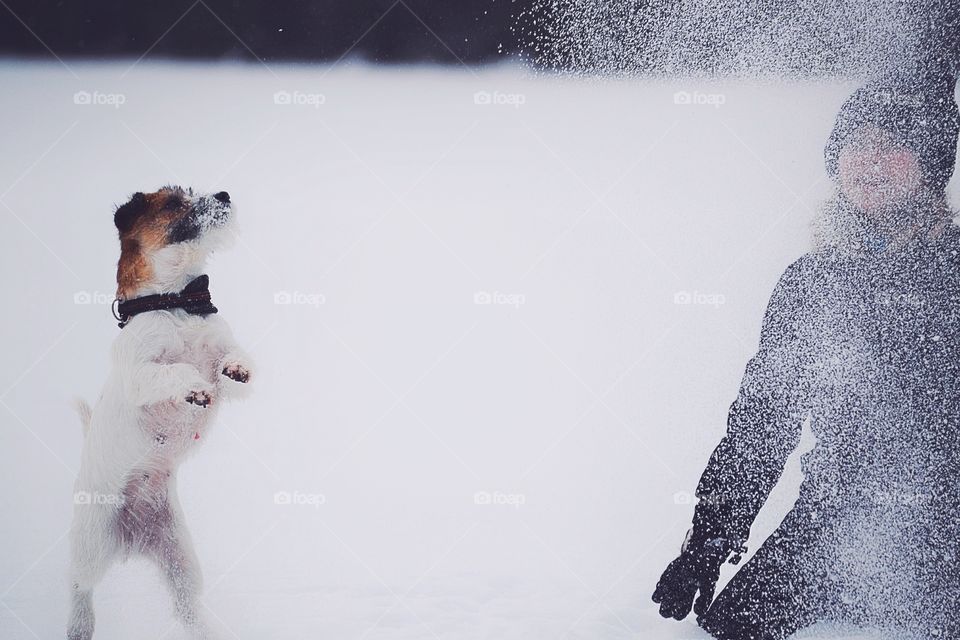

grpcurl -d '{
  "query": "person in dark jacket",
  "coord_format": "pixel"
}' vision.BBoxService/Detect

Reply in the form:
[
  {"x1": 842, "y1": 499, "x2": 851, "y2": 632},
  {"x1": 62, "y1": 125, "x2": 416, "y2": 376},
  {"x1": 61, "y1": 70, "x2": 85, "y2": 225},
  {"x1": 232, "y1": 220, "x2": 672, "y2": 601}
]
[{"x1": 653, "y1": 69, "x2": 960, "y2": 639}]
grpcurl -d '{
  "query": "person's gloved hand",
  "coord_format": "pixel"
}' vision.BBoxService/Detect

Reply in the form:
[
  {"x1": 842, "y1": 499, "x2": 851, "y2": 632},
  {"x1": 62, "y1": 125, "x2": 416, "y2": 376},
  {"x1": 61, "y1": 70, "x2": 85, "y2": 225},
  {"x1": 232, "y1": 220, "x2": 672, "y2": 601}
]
[{"x1": 651, "y1": 540, "x2": 729, "y2": 620}]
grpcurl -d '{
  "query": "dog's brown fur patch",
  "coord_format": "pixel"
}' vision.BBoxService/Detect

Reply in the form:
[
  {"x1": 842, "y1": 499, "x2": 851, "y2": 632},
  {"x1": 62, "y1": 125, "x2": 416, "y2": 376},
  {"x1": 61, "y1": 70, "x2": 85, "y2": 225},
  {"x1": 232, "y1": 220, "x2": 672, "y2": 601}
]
[{"x1": 115, "y1": 189, "x2": 191, "y2": 299}]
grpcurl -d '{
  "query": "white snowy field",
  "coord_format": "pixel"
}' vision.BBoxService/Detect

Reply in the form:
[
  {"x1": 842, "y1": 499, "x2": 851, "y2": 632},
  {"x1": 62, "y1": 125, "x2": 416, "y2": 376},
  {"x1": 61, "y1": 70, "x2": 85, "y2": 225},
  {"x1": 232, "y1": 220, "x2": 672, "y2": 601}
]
[{"x1": 0, "y1": 61, "x2": 900, "y2": 638}]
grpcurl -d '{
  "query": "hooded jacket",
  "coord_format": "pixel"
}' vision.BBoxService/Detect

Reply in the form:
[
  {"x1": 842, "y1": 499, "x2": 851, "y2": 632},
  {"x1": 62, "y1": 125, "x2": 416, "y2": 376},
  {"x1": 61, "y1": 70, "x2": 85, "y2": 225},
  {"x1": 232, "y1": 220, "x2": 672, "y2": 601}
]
[{"x1": 692, "y1": 194, "x2": 960, "y2": 634}]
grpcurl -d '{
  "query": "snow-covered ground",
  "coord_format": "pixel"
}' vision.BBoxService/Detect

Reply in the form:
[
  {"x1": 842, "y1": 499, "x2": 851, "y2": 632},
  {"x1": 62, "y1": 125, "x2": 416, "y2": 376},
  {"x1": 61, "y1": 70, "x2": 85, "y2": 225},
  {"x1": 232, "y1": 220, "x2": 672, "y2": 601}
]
[{"x1": 0, "y1": 61, "x2": 900, "y2": 638}]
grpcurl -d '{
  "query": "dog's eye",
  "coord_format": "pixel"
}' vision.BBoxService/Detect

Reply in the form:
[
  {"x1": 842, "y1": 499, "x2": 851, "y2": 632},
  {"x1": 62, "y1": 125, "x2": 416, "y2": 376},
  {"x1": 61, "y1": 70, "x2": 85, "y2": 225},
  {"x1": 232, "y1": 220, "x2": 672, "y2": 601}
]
[{"x1": 162, "y1": 198, "x2": 183, "y2": 211}]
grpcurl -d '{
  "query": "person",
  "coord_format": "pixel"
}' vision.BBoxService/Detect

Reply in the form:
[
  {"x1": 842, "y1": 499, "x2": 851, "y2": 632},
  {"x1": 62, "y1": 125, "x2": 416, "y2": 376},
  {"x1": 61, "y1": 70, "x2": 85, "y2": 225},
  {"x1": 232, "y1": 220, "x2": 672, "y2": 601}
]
[{"x1": 652, "y1": 69, "x2": 960, "y2": 639}]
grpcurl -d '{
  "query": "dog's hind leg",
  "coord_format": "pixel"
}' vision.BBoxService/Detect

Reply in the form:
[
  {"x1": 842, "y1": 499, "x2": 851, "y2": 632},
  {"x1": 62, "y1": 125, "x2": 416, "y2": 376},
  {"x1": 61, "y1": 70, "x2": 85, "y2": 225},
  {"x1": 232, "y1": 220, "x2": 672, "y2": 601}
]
[
  {"x1": 146, "y1": 493, "x2": 214, "y2": 639},
  {"x1": 67, "y1": 518, "x2": 117, "y2": 640},
  {"x1": 67, "y1": 583, "x2": 97, "y2": 640}
]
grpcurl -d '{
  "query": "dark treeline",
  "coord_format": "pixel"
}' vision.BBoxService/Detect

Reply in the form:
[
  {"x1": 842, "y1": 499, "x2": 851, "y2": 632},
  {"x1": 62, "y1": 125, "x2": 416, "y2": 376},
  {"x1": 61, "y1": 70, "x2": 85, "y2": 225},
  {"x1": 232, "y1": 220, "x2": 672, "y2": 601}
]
[
  {"x1": 1, "y1": 0, "x2": 958, "y2": 74},
  {"x1": 0, "y1": 0, "x2": 539, "y2": 64}
]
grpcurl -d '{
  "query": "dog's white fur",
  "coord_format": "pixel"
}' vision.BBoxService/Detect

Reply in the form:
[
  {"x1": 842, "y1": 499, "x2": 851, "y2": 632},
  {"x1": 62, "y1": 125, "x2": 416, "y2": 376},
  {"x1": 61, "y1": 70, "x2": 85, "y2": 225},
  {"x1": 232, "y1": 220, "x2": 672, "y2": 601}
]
[{"x1": 68, "y1": 191, "x2": 252, "y2": 640}]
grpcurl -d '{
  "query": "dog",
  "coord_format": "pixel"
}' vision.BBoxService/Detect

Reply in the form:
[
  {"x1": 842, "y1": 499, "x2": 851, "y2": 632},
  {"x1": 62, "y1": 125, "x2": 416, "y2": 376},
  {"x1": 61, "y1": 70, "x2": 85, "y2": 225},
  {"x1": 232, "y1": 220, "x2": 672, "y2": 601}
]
[{"x1": 68, "y1": 186, "x2": 253, "y2": 640}]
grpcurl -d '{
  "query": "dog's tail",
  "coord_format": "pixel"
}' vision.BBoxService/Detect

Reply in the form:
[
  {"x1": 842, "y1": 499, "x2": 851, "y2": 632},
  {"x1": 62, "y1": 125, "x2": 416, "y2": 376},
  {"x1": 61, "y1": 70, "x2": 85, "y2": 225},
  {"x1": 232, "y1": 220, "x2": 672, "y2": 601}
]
[{"x1": 74, "y1": 398, "x2": 92, "y2": 436}]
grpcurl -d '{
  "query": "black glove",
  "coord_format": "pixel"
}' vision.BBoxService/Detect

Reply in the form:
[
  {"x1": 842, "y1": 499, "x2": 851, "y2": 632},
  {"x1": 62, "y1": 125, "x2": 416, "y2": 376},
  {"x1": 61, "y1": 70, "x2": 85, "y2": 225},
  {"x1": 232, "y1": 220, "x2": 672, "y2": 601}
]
[{"x1": 651, "y1": 535, "x2": 730, "y2": 620}]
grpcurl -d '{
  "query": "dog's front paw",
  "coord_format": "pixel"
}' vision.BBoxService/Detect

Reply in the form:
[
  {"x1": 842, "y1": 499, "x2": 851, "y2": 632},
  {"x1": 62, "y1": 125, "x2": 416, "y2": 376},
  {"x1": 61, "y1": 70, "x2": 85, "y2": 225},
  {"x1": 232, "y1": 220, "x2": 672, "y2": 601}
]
[
  {"x1": 221, "y1": 362, "x2": 251, "y2": 384},
  {"x1": 185, "y1": 389, "x2": 213, "y2": 407}
]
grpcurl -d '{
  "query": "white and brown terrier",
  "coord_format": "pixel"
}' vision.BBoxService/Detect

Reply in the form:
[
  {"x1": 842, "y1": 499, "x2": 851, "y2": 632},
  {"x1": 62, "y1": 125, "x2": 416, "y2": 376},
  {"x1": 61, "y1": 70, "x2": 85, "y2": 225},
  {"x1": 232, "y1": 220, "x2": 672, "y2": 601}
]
[{"x1": 68, "y1": 186, "x2": 253, "y2": 640}]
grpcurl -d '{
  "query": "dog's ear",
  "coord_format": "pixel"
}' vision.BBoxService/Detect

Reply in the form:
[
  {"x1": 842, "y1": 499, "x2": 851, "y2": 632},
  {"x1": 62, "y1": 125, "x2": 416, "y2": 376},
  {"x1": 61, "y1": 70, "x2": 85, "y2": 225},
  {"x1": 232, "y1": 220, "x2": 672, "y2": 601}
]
[{"x1": 114, "y1": 192, "x2": 147, "y2": 234}]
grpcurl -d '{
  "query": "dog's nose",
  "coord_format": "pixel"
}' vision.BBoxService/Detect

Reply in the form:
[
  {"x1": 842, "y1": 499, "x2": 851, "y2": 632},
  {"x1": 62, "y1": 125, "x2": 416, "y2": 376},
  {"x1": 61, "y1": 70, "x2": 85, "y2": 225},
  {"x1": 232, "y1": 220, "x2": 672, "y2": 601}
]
[{"x1": 213, "y1": 191, "x2": 230, "y2": 204}]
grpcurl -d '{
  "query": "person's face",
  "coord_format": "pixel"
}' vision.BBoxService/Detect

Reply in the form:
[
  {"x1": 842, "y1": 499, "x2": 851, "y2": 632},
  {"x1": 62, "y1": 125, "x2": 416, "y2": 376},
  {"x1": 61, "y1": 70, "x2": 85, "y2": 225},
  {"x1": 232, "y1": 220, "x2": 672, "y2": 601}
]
[{"x1": 837, "y1": 126, "x2": 923, "y2": 217}]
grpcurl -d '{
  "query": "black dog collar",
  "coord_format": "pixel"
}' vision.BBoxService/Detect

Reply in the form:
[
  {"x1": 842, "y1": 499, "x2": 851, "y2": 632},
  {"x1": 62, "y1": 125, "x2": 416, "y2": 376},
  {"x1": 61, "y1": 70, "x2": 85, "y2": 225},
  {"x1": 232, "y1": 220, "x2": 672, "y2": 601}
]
[{"x1": 113, "y1": 275, "x2": 218, "y2": 329}]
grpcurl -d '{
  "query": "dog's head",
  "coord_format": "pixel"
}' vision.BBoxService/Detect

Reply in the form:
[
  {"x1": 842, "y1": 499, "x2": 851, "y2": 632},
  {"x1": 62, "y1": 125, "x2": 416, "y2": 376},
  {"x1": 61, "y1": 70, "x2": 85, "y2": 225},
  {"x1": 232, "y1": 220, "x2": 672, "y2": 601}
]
[{"x1": 114, "y1": 185, "x2": 235, "y2": 299}]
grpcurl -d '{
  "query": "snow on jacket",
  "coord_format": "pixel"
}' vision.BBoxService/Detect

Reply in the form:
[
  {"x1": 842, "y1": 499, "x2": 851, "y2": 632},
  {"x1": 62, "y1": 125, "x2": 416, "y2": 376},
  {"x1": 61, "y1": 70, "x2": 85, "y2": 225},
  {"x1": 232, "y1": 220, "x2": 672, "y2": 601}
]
[{"x1": 691, "y1": 193, "x2": 960, "y2": 630}]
